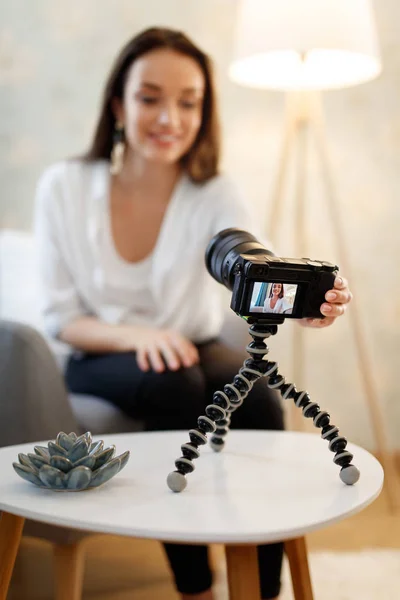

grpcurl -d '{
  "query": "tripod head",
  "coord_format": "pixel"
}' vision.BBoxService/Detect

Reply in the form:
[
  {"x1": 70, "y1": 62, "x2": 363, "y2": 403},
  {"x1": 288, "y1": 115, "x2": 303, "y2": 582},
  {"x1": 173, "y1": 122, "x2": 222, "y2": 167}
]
[{"x1": 245, "y1": 316, "x2": 284, "y2": 335}]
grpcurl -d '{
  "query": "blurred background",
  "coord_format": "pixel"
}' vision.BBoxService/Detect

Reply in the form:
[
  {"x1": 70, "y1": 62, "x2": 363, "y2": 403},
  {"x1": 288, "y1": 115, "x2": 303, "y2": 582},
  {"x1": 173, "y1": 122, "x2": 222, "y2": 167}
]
[{"x1": 0, "y1": 0, "x2": 399, "y2": 452}]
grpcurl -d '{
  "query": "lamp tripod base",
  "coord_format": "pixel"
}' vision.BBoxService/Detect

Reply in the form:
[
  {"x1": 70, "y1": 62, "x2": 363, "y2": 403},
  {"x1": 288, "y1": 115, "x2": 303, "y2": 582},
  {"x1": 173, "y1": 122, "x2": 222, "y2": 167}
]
[{"x1": 267, "y1": 90, "x2": 400, "y2": 511}]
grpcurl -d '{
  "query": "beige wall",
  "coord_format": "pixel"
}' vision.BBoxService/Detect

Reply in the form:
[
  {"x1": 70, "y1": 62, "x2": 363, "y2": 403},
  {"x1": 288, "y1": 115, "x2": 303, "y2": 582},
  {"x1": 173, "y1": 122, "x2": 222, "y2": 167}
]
[{"x1": 1, "y1": 0, "x2": 399, "y2": 450}]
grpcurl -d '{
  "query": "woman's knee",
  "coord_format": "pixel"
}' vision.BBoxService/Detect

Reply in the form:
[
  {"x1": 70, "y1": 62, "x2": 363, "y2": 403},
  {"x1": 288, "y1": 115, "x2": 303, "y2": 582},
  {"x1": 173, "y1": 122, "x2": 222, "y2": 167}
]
[
  {"x1": 141, "y1": 365, "x2": 207, "y2": 413},
  {"x1": 252, "y1": 381, "x2": 285, "y2": 430},
  {"x1": 231, "y1": 380, "x2": 285, "y2": 431}
]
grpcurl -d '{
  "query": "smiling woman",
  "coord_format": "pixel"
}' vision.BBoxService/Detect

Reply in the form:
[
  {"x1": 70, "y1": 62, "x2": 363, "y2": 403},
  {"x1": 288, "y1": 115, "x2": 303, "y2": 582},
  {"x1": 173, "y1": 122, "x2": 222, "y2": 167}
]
[
  {"x1": 83, "y1": 27, "x2": 219, "y2": 183},
  {"x1": 119, "y1": 51, "x2": 205, "y2": 164},
  {"x1": 33, "y1": 25, "x2": 351, "y2": 600},
  {"x1": 33, "y1": 27, "x2": 286, "y2": 600}
]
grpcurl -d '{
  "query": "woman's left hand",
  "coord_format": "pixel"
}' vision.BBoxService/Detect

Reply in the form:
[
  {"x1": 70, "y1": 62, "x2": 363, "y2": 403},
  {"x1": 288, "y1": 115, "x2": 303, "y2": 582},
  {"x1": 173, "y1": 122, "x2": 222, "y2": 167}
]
[{"x1": 301, "y1": 275, "x2": 352, "y2": 328}]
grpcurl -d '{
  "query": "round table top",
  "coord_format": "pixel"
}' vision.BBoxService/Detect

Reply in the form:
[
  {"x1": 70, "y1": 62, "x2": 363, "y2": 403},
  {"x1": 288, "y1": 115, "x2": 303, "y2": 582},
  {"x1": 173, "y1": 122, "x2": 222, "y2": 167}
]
[{"x1": 0, "y1": 430, "x2": 383, "y2": 544}]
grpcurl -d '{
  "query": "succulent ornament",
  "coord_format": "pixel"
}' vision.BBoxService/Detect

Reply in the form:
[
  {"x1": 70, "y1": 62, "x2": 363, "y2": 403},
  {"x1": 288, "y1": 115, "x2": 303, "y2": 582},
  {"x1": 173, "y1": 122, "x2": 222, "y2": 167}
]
[{"x1": 13, "y1": 432, "x2": 130, "y2": 491}]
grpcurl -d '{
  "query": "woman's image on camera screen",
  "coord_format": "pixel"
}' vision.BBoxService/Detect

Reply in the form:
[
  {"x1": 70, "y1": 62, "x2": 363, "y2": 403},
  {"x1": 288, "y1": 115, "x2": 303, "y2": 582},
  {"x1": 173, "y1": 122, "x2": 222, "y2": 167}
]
[{"x1": 250, "y1": 282, "x2": 298, "y2": 314}]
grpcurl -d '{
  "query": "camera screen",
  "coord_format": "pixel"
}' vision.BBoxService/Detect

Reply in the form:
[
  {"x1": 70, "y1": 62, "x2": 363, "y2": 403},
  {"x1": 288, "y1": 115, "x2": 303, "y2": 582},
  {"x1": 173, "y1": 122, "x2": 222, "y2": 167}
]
[{"x1": 249, "y1": 282, "x2": 298, "y2": 315}]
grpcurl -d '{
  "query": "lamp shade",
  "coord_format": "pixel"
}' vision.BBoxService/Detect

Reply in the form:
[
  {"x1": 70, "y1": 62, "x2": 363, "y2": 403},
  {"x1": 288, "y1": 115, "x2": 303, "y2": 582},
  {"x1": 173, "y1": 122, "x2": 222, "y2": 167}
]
[{"x1": 229, "y1": 0, "x2": 382, "y2": 90}]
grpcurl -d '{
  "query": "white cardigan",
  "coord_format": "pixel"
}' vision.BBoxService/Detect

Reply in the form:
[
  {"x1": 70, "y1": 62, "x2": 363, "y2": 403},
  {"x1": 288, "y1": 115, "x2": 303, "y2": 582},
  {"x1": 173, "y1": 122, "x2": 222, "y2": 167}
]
[{"x1": 34, "y1": 159, "x2": 263, "y2": 343}]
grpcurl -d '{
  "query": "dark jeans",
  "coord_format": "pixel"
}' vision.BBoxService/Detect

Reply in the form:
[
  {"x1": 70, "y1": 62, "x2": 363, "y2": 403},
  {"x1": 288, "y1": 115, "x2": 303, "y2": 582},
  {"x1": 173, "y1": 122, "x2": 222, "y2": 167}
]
[{"x1": 66, "y1": 339, "x2": 284, "y2": 599}]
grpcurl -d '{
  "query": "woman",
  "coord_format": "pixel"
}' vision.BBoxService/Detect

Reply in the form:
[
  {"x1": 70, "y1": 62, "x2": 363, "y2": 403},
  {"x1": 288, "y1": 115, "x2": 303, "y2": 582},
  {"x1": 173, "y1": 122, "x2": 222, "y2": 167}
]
[
  {"x1": 263, "y1": 283, "x2": 287, "y2": 314},
  {"x1": 35, "y1": 27, "x2": 352, "y2": 600}
]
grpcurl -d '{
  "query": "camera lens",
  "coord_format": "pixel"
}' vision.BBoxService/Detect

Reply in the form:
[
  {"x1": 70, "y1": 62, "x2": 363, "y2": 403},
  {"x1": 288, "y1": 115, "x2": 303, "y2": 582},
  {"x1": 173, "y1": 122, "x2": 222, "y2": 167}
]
[{"x1": 205, "y1": 228, "x2": 273, "y2": 290}]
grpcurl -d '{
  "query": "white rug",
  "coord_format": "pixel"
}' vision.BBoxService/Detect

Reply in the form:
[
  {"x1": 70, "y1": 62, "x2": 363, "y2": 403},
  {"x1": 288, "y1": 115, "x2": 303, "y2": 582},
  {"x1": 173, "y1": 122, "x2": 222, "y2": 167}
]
[{"x1": 214, "y1": 549, "x2": 400, "y2": 599}]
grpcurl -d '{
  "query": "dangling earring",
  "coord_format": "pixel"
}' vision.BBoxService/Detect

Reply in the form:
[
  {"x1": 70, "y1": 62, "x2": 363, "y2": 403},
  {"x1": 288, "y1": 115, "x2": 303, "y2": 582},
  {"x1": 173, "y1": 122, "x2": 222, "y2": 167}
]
[{"x1": 110, "y1": 121, "x2": 125, "y2": 175}]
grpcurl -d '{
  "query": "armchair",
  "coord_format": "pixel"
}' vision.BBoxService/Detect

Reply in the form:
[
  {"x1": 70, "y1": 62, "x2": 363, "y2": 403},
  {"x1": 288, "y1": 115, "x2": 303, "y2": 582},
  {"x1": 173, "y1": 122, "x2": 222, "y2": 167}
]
[{"x1": 0, "y1": 319, "x2": 143, "y2": 599}]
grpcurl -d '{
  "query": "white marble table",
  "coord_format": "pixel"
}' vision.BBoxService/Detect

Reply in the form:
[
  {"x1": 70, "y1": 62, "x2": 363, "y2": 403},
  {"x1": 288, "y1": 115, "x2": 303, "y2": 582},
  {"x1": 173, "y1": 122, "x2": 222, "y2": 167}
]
[{"x1": 0, "y1": 430, "x2": 384, "y2": 599}]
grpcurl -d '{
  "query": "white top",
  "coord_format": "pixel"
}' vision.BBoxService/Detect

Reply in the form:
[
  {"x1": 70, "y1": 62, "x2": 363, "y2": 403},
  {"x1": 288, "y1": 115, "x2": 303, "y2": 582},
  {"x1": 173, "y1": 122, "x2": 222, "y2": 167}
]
[
  {"x1": 263, "y1": 297, "x2": 288, "y2": 314},
  {"x1": 1, "y1": 431, "x2": 383, "y2": 544},
  {"x1": 104, "y1": 251, "x2": 157, "y2": 322},
  {"x1": 34, "y1": 160, "x2": 262, "y2": 343}
]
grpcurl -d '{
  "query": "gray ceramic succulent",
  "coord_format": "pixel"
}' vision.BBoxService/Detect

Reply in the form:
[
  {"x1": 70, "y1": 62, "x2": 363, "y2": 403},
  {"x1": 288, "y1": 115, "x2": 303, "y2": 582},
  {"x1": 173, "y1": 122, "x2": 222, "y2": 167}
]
[{"x1": 13, "y1": 432, "x2": 130, "y2": 491}]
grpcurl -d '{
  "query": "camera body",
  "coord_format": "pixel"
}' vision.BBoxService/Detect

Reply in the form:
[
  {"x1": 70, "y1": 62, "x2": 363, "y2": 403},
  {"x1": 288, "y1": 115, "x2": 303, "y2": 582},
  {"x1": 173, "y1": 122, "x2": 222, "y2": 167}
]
[
  {"x1": 230, "y1": 253, "x2": 338, "y2": 322},
  {"x1": 205, "y1": 227, "x2": 338, "y2": 323}
]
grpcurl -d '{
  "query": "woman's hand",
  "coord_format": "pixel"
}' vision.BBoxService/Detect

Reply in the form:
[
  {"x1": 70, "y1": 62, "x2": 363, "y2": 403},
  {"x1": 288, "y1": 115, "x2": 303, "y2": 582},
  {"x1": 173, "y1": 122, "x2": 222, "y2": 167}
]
[
  {"x1": 301, "y1": 275, "x2": 353, "y2": 329},
  {"x1": 134, "y1": 327, "x2": 200, "y2": 373}
]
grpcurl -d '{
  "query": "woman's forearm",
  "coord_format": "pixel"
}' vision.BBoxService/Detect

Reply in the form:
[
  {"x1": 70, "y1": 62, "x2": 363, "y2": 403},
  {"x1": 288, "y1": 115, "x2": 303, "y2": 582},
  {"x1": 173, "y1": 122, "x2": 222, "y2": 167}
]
[{"x1": 59, "y1": 316, "x2": 141, "y2": 353}]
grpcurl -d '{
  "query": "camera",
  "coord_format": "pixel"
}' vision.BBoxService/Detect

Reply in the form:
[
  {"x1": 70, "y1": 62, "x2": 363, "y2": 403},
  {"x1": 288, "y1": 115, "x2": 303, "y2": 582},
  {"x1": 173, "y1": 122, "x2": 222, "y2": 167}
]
[{"x1": 206, "y1": 228, "x2": 338, "y2": 322}]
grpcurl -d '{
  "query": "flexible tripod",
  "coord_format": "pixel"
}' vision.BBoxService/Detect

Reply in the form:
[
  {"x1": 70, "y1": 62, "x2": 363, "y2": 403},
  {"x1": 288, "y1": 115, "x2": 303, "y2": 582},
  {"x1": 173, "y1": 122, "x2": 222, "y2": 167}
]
[{"x1": 167, "y1": 319, "x2": 360, "y2": 492}]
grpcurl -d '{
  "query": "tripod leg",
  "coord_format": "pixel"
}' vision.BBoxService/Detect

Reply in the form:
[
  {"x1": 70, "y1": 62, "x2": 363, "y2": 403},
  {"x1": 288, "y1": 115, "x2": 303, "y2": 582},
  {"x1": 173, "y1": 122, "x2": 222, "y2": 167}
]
[
  {"x1": 166, "y1": 362, "x2": 261, "y2": 492},
  {"x1": 268, "y1": 96, "x2": 296, "y2": 246},
  {"x1": 166, "y1": 327, "x2": 280, "y2": 492},
  {"x1": 269, "y1": 92, "x2": 314, "y2": 433},
  {"x1": 291, "y1": 118, "x2": 309, "y2": 432},
  {"x1": 249, "y1": 324, "x2": 360, "y2": 485}
]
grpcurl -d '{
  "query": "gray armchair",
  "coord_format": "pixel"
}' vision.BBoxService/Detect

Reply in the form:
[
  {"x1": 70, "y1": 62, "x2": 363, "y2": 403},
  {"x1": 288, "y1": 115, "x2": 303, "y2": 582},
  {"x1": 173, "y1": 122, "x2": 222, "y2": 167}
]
[{"x1": 0, "y1": 319, "x2": 143, "y2": 599}]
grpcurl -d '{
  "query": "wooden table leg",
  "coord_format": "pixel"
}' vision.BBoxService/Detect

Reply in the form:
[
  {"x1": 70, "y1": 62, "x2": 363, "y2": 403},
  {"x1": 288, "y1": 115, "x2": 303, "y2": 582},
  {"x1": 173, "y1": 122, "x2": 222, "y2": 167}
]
[
  {"x1": 53, "y1": 542, "x2": 86, "y2": 600},
  {"x1": 285, "y1": 537, "x2": 314, "y2": 600},
  {"x1": 225, "y1": 544, "x2": 261, "y2": 600},
  {"x1": 0, "y1": 512, "x2": 25, "y2": 600}
]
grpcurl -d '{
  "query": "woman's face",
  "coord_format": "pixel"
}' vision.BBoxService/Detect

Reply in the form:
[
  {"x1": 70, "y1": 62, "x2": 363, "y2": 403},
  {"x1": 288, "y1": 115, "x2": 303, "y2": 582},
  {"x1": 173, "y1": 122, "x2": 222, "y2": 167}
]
[
  {"x1": 272, "y1": 283, "x2": 282, "y2": 296},
  {"x1": 115, "y1": 48, "x2": 205, "y2": 166}
]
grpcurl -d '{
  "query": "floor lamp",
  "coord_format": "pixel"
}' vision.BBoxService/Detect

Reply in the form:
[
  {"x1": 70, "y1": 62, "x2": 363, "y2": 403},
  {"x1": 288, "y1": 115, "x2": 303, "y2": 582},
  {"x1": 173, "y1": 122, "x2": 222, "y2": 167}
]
[{"x1": 229, "y1": 0, "x2": 400, "y2": 511}]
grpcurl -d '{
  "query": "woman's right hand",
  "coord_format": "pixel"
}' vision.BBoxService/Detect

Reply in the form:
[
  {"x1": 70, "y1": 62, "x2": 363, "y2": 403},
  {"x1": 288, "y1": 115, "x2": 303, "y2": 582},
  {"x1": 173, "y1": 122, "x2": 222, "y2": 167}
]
[{"x1": 133, "y1": 327, "x2": 200, "y2": 373}]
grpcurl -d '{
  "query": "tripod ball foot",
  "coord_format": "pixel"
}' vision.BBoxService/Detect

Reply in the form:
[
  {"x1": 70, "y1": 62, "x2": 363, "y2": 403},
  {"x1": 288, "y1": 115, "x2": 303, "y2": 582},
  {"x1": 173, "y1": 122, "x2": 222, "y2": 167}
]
[
  {"x1": 340, "y1": 465, "x2": 360, "y2": 485},
  {"x1": 209, "y1": 438, "x2": 224, "y2": 452},
  {"x1": 167, "y1": 471, "x2": 187, "y2": 492}
]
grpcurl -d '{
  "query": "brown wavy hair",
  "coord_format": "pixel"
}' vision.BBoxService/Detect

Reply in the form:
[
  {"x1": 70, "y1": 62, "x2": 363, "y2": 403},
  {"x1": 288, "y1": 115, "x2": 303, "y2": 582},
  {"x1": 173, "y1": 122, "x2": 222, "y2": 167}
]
[
  {"x1": 82, "y1": 27, "x2": 220, "y2": 183},
  {"x1": 269, "y1": 283, "x2": 284, "y2": 299}
]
